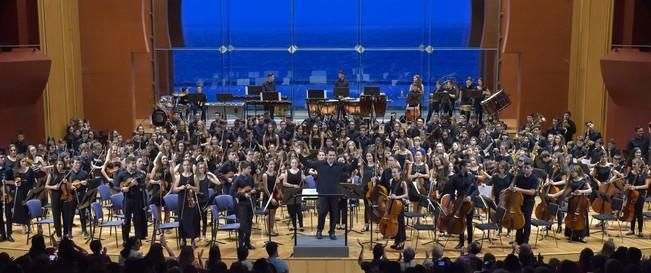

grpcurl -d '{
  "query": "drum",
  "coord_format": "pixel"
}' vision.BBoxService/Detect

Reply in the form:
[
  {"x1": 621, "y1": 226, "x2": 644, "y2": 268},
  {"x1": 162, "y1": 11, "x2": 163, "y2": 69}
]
[
  {"x1": 373, "y1": 95, "x2": 387, "y2": 118},
  {"x1": 406, "y1": 105, "x2": 420, "y2": 122},
  {"x1": 360, "y1": 95, "x2": 373, "y2": 117},
  {"x1": 345, "y1": 100, "x2": 361, "y2": 115},
  {"x1": 151, "y1": 108, "x2": 168, "y2": 127},
  {"x1": 307, "y1": 99, "x2": 322, "y2": 115},
  {"x1": 481, "y1": 90, "x2": 511, "y2": 115},
  {"x1": 320, "y1": 101, "x2": 337, "y2": 116}
]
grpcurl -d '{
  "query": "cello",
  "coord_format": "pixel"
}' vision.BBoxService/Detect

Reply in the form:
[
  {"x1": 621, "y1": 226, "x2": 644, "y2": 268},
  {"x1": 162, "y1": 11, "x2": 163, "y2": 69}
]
[
  {"x1": 620, "y1": 172, "x2": 641, "y2": 222},
  {"x1": 500, "y1": 167, "x2": 525, "y2": 230},
  {"x1": 534, "y1": 178, "x2": 559, "y2": 221},
  {"x1": 438, "y1": 185, "x2": 474, "y2": 235},
  {"x1": 564, "y1": 180, "x2": 589, "y2": 233},
  {"x1": 378, "y1": 180, "x2": 404, "y2": 238}
]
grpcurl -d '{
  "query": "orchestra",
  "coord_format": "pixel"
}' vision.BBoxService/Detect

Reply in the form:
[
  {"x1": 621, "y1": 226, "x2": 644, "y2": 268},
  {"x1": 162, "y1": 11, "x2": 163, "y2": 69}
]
[{"x1": 1, "y1": 74, "x2": 650, "y2": 256}]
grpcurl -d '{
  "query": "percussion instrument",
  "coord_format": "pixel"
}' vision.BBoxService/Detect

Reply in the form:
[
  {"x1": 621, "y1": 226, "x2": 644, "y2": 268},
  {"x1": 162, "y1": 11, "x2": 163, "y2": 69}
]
[
  {"x1": 481, "y1": 89, "x2": 511, "y2": 115},
  {"x1": 405, "y1": 105, "x2": 420, "y2": 122},
  {"x1": 374, "y1": 94, "x2": 387, "y2": 117},
  {"x1": 460, "y1": 104, "x2": 473, "y2": 112},
  {"x1": 360, "y1": 95, "x2": 373, "y2": 117},
  {"x1": 320, "y1": 100, "x2": 337, "y2": 116},
  {"x1": 344, "y1": 100, "x2": 361, "y2": 115},
  {"x1": 307, "y1": 99, "x2": 323, "y2": 115},
  {"x1": 152, "y1": 108, "x2": 168, "y2": 127}
]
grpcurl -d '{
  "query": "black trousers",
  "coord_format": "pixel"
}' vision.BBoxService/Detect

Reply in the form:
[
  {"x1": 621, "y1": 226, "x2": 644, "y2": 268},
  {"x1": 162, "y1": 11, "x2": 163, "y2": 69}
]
[
  {"x1": 440, "y1": 102, "x2": 453, "y2": 117},
  {"x1": 516, "y1": 203, "x2": 534, "y2": 245},
  {"x1": 395, "y1": 210, "x2": 406, "y2": 244},
  {"x1": 76, "y1": 190, "x2": 89, "y2": 234},
  {"x1": 122, "y1": 196, "x2": 147, "y2": 241},
  {"x1": 287, "y1": 204, "x2": 303, "y2": 229},
  {"x1": 338, "y1": 198, "x2": 348, "y2": 225},
  {"x1": 426, "y1": 102, "x2": 440, "y2": 122},
  {"x1": 459, "y1": 209, "x2": 474, "y2": 245},
  {"x1": 631, "y1": 198, "x2": 645, "y2": 233},
  {"x1": 237, "y1": 203, "x2": 253, "y2": 248},
  {"x1": 0, "y1": 201, "x2": 13, "y2": 237},
  {"x1": 201, "y1": 201, "x2": 209, "y2": 236},
  {"x1": 363, "y1": 198, "x2": 372, "y2": 225},
  {"x1": 52, "y1": 199, "x2": 75, "y2": 238},
  {"x1": 317, "y1": 196, "x2": 339, "y2": 234}
]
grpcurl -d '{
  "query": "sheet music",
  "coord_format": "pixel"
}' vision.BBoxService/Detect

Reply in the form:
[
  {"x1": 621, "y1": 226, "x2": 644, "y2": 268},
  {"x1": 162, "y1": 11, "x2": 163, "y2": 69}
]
[
  {"x1": 478, "y1": 184, "x2": 493, "y2": 198},
  {"x1": 302, "y1": 188, "x2": 318, "y2": 200}
]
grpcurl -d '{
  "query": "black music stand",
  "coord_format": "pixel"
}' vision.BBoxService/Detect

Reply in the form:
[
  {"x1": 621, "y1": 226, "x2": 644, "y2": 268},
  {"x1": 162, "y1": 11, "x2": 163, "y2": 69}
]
[
  {"x1": 420, "y1": 198, "x2": 445, "y2": 247},
  {"x1": 282, "y1": 188, "x2": 305, "y2": 237},
  {"x1": 307, "y1": 89, "x2": 326, "y2": 99},
  {"x1": 334, "y1": 87, "x2": 349, "y2": 98},
  {"x1": 216, "y1": 93, "x2": 235, "y2": 121},
  {"x1": 246, "y1": 86, "x2": 263, "y2": 96},
  {"x1": 340, "y1": 183, "x2": 363, "y2": 234},
  {"x1": 363, "y1": 86, "x2": 380, "y2": 96}
]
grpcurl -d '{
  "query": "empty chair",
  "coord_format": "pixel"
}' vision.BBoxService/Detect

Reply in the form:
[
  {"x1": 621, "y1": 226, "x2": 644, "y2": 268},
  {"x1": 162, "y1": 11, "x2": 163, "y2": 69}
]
[
  {"x1": 25, "y1": 199, "x2": 54, "y2": 245},
  {"x1": 90, "y1": 202, "x2": 123, "y2": 247},
  {"x1": 150, "y1": 204, "x2": 180, "y2": 247}
]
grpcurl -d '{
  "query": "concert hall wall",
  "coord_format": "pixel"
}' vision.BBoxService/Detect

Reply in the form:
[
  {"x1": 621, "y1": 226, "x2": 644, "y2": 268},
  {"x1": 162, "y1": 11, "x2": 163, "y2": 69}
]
[{"x1": 155, "y1": 0, "x2": 500, "y2": 109}]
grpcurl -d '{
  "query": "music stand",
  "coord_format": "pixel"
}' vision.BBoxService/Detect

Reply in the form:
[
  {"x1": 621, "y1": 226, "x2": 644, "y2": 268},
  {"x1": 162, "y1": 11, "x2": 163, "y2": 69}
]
[
  {"x1": 282, "y1": 187, "x2": 306, "y2": 237},
  {"x1": 216, "y1": 93, "x2": 234, "y2": 121},
  {"x1": 262, "y1": 92, "x2": 280, "y2": 101},
  {"x1": 339, "y1": 183, "x2": 363, "y2": 234},
  {"x1": 246, "y1": 86, "x2": 263, "y2": 96},
  {"x1": 334, "y1": 87, "x2": 349, "y2": 98},
  {"x1": 307, "y1": 89, "x2": 326, "y2": 99},
  {"x1": 420, "y1": 198, "x2": 445, "y2": 246},
  {"x1": 363, "y1": 86, "x2": 380, "y2": 96}
]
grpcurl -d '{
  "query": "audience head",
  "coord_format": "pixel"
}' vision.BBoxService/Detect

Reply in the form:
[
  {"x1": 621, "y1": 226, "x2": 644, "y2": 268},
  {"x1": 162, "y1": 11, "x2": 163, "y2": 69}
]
[
  {"x1": 265, "y1": 241, "x2": 279, "y2": 257},
  {"x1": 90, "y1": 239, "x2": 103, "y2": 255}
]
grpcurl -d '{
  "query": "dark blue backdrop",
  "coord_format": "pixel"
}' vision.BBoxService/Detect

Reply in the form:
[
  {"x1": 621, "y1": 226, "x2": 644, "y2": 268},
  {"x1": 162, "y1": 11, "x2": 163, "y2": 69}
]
[{"x1": 170, "y1": 0, "x2": 485, "y2": 108}]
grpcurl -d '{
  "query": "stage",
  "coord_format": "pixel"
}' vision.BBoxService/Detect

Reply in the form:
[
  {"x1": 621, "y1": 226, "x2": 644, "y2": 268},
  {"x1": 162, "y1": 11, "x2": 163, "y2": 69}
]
[{"x1": 3, "y1": 201, "x2": 651, "y2": 273}]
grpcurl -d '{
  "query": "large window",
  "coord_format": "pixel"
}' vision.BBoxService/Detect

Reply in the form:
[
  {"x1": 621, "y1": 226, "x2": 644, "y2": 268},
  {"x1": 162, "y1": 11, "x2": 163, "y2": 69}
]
[{"x1": 156, "y1": 0, "x2": 498, "y2": 109}]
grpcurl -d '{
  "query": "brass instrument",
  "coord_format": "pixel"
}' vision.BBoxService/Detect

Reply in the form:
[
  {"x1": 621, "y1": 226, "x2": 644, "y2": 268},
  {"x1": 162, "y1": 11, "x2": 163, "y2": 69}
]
[
  {"x1": 533, "y1": 113, "x2": 546, "y2": 128},
  {"x1": 562, "y1": 119, "x2": 569, "y2": 134}
]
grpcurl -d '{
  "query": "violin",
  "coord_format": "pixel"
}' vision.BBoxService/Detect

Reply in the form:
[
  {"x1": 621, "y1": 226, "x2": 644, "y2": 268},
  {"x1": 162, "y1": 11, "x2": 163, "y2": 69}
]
[
  {"x1": 368, "y1": 183, "x2": 388, "y2": 223},
  {"x1": 187, "y1": 188, "x2": 197, "y2": 208},
  {"x1": 1, "y1": 182, "x2": 13, "y2": 203},
  {"x1": 237, "y1": 185, "x2": 254, "y2": 194},
  {"x1": 500, "y1": 167, "x2": 525, "y2": 230},
  {"x1": 60, "y1": 178, "x2": 75, "y2": 203}
]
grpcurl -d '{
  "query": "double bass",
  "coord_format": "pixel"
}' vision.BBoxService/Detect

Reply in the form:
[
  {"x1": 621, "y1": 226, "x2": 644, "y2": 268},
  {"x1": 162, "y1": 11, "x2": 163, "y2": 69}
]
[
  {"x1": 590, "y1": 174, "x2": 623, "y2": 215},
  {"x1": 500, "y1": 167, "x2": 525, "y2": 230}
]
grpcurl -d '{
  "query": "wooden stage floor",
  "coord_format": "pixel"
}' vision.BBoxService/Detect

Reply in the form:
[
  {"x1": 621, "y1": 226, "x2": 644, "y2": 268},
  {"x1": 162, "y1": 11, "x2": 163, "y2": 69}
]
[{"x1": 2, "y1": 204, "x2": 651, "y2": 273}]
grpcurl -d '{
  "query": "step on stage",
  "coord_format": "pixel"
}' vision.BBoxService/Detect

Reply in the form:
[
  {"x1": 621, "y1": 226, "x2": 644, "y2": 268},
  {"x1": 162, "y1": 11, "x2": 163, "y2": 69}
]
[{"x1": 293, "y1": 235, "x2": 349, "y2": 257}]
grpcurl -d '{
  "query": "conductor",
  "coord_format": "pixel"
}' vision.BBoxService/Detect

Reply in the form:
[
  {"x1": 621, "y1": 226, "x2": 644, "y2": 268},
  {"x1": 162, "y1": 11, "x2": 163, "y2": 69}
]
[{"x1": 298, "y1": 147, "x2": 350, "y2": 240}]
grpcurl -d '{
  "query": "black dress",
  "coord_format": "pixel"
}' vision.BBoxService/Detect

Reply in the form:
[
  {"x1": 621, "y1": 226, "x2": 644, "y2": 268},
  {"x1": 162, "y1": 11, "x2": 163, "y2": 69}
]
[
  {"x1": 390, "y1": 179, "x2": 407, "y2": 244},
  {"x1": 264, "y1": 173, "x2": 278, "y2": 210},
  {"x1": 178, "y1": 174, "x2": 200, "y2": 239},
  {"x1": 286, "y1": 170, "x2": 304, "y2": 229},
  {"x1": 564, "y1": 178, "x2": 590, "y2": 241},
  {"x1": 13, "y1": 169, "x2": 34, "y2": 225}
]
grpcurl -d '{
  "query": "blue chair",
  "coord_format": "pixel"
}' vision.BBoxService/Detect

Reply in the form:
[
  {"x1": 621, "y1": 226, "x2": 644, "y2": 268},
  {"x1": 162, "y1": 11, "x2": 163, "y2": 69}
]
[
  {"x1": 110, "y1": 193, "x2": 126, "y2": 220},
  {"x1": 90, "y1": 202, "x2": 123, "y2": 248},
  {"x1": 306, "y1": 175, "x2": 316, "y2": 188},
  {"x1": 164, "y1": 194, "x2": 179, "y2": 221},
  {"x1": 210, "y1": 198, "x2": 240, "y2": 245},
  {"x1": 25, "y1": 199, "x2": 54, "y2": 245},
  {"x1": 97, "y1": 184, "x2": 112, "y2": 203},
  {"x1": 214, "y1": 195, "x2": 237, "y2": 221},
  {"x1": 149, "y1": 204, "x2": 180, "y2": 248}
]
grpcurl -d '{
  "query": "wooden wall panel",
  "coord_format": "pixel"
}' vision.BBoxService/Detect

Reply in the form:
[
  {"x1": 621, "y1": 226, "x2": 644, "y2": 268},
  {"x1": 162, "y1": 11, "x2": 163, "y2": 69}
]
[
  {"x1": 38, "y1": 0, "x2": 84, "y2": 139},
  {"x1": 499, "y1": 0, "x2": 573, "y2": 127},
  {"x1": 567, "y1": 0, "x2": 613, "y2": 138},
  {"x1": 78, "y1": 0, "x2": 153, "y2": 137}
]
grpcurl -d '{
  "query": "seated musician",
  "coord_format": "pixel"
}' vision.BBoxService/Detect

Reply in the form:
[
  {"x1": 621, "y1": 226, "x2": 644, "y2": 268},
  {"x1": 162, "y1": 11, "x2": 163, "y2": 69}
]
[
  {"x1": 335, "y1": 70, "x2": 349, "y2": 88},
  {"x1": 549, "y1": 165, "x2": 592, "y2": 242},
  {"x1": 406, "y1": 75, "x2": 424, "y2": 118}
]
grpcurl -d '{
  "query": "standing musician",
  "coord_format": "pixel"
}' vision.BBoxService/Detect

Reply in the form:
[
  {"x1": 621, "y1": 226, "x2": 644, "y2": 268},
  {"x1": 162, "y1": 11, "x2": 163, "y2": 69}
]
[
  {"x1": 388, "y1": 166, "x2": 409, "y2": 250},
  {"x1": 229, "y1": 161, "x2": 256, "y2": 249},
  {"x1": 407, "y1": 151, "x2": 429, "y2": 223},
  {"x1": 625, "y1": 159, "x2": 648, "y2": 237},
  {"x1": 406, "y1": 75, "x2": 424, "y2": 117},
  {"x1": 173, "y1": 159, "x2": 200, "y2": 246},
  {"x1": 69, "y1": 157, "x2": 90, "y2": 239},
  {"x1": 113, "y1": 156, "x2": 147, "y2": 242},
  {"x1": 426, "y1": 81, "x2": 443, "y2": 122},
  {"x1": 562, "y1": 112, "x2": 577, "y2": 142},
  {"x1": 148, "y1": 152, "x2": 173, "y2": 226},
  {"x1": 334, "y1": 70, "x2": 349, "y2": 88},
  {"x1": 195, "y1": 160, "x2": 219, "y2": 241},
  {"x1": 446, "y1": 160, "x2": 478, "y2": 249},
  {"x1": 359, "y1": 152, "x2": 380, "y2": 231},
  {"x1": 261, "y1": 160, "x2": 279, "y2": 236},
  {"x1": 282, "y1": 158, "x2": 306, "y2": 232},
  {"x1": 512, "y1": 158, "x2": 539, "y2": 245},
  {"x1": 459, "y1": 77, "x2": 474, "y2": 120},
  {"x1": 550, "y1": 165, "x2": 592, "y2": 242},
  {"x1": 474, "y1": 78, "x2": 491, "y2": 122},
  {"x1": 300, "y1": 148, "x2": 351, "y2": 240},
  {"x1": 0, "y1": 154, "x2": 14, "y2": 242},
  {"x1": 45, "y1": 159, "x2": 74, "y2": 240}
]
